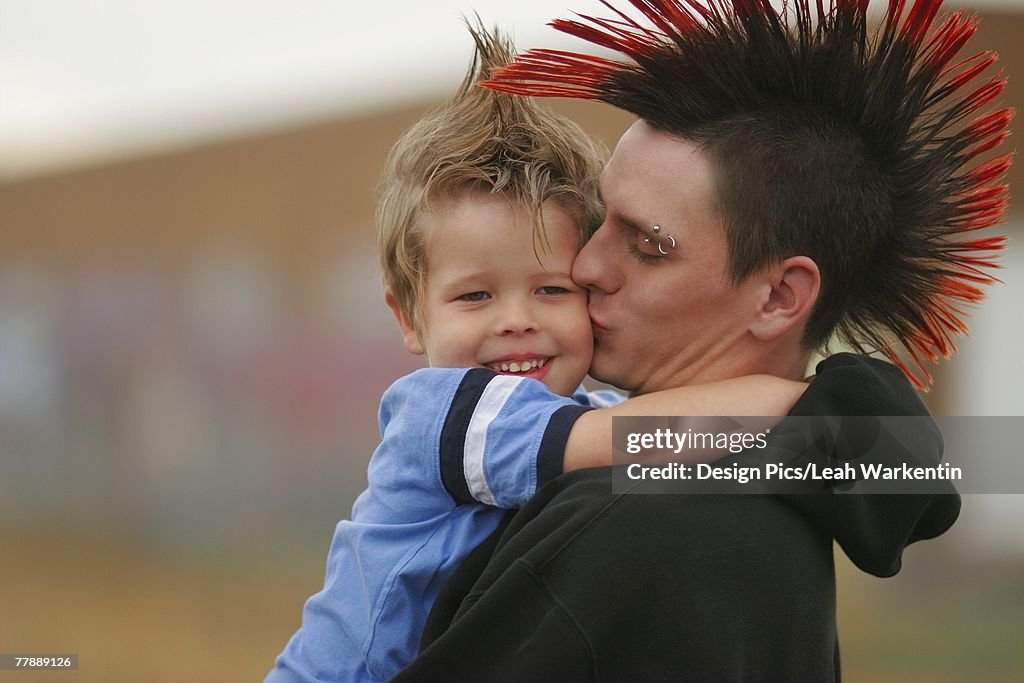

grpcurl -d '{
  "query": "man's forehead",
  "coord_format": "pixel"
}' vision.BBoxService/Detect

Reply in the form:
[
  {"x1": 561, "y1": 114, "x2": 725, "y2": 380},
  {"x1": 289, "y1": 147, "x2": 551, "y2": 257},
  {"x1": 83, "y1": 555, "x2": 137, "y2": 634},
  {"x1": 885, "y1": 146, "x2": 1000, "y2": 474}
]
[
  {"x1": 600, "y1": 128, "x2": 725, "y2": 243},
  {"x1": 601, "y1": 129, "x2": 705, "y2": 201},
  {"x1": 597, "y1": 163, "x2": 643, "y2": 222}
]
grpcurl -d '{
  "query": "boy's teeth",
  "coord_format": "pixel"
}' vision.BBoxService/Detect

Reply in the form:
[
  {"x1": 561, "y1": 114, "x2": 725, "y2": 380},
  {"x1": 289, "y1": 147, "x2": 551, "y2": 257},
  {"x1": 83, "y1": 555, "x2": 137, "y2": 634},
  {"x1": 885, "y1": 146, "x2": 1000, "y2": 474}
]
[{"x1": 495, "y1": 359, "x2": 545, "y2": 373}]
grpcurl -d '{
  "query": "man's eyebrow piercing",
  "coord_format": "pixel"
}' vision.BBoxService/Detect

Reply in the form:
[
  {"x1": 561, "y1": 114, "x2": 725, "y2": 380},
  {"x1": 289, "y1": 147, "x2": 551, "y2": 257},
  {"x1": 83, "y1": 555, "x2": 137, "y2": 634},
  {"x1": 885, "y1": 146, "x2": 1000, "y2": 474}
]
[{"x1": 645, "y1": 225, "x2": 677, "y2": 255}]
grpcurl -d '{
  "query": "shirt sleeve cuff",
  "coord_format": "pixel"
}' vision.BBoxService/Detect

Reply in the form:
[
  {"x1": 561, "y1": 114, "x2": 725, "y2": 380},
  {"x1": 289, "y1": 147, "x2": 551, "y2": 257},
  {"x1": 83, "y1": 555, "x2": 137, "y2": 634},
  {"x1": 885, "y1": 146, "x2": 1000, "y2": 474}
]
[{"x1": 536, "y1": 404, "x2": 594, "y2": 489}]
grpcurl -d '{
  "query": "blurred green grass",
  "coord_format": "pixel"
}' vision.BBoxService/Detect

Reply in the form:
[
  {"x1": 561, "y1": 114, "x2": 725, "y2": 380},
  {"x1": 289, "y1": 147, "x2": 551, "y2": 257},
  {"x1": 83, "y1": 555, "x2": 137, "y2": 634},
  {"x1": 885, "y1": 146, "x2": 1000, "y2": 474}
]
[
  {"x1": 2, "y1": 525, "x2": 1021, "y2": 682},
  {"x1": 0, "y1": 525, "x2": 322, "y2": 682},
  {"x1": 836, "y1": 551, "x2": 1024, "y2": 683}
]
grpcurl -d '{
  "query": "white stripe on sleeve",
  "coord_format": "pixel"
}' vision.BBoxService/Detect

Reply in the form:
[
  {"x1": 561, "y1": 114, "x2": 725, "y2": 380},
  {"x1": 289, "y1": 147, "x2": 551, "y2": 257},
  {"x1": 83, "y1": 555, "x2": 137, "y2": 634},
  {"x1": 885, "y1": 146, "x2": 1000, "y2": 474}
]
[{"x1": 463, "y1": 375, "x2": 523, "y2": 506}]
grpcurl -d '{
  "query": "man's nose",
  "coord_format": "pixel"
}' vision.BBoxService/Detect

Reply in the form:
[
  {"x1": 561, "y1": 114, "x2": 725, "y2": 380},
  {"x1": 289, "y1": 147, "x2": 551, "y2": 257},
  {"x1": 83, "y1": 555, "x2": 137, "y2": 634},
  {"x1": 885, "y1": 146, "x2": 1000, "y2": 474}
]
[{"x1": 572, "y1": 223, "x2": 616, "y2": 294}]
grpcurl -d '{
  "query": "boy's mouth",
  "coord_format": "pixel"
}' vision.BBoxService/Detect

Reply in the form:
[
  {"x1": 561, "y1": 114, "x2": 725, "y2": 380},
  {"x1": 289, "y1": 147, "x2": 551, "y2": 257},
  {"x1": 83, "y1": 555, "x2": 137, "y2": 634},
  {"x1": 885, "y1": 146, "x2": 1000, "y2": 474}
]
[{"x1": 485, "y1": 357, "x2": 551, "y2": 379}]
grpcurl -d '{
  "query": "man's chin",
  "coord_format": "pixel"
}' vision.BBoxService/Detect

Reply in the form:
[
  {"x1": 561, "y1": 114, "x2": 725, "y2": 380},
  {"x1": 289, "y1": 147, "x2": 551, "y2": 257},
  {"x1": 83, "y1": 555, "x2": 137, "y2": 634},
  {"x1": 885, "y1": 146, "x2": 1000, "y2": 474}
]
[{"x1": 587, "y1": 360, "x2": 627, "y2": 392}]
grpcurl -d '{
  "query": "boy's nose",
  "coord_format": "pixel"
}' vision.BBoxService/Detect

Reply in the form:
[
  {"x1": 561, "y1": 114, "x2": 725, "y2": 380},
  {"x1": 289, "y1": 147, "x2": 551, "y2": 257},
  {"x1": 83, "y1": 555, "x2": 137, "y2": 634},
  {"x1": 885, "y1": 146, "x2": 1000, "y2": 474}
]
[{"x1": 496, "y1": 299, "x2": 538, "y2": 335}]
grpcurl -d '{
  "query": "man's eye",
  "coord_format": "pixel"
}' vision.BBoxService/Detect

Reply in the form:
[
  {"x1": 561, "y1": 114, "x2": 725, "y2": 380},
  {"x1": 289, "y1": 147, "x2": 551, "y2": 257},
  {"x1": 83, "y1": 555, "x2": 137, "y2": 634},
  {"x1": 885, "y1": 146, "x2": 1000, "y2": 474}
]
[
  {"x1": 458, "y1": 291, "x2": 490, "y2": 302},
  {"x1": 537, "y1": 286, "x2": 570, "y2": 295},
  {"x1": 627, "y1": 231, "x2": 665, "y2": 264}
]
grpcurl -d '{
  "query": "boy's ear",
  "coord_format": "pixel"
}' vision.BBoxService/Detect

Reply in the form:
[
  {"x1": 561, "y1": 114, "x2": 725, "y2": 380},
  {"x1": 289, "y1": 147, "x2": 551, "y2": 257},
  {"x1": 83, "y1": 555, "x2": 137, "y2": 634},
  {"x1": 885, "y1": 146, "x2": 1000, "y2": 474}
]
[
  {"x1": 749, "y1": 256, "x2": 820, "y2": 342},
  {"x1": 385, "y1": 289, "x2": 425, "y2": 356}
]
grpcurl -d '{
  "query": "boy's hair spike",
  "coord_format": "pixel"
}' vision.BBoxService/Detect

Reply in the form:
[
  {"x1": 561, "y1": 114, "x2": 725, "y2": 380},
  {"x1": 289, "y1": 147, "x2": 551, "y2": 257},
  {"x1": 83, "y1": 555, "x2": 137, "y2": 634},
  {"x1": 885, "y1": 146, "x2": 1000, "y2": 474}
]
[
  {"x1": 483, "y1": 0, "x2": 1012, "y2": 389},
  {"x1": 376, "y1": 19, "x2": 606, "y2": 334}
]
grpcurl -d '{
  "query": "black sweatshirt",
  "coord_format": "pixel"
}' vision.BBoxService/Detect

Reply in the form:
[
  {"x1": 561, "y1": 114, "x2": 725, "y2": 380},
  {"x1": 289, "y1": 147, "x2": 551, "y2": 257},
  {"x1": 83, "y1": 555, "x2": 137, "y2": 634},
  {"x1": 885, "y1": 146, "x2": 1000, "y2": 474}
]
[{"x1": 394, "y1": 354, "x2": 961, "y2": 682}]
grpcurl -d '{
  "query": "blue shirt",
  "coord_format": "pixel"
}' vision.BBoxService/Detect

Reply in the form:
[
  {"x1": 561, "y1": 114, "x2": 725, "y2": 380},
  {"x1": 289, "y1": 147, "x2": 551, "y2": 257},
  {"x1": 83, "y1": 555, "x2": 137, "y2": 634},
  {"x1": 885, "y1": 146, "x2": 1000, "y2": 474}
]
[{"x1": 266, "y1": 368, "x2": 624, "y2": 682}]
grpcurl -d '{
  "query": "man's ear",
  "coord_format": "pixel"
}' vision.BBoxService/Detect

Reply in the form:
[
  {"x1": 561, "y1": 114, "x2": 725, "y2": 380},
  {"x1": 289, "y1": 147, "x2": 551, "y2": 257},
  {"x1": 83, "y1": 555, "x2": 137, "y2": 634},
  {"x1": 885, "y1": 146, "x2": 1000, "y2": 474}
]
[
  {"x1": 749, "y1": 256, "x2": 820, "y2": 342},
  {"x1": 384, "y1": 289, "x2": 425, "y2": 356}
]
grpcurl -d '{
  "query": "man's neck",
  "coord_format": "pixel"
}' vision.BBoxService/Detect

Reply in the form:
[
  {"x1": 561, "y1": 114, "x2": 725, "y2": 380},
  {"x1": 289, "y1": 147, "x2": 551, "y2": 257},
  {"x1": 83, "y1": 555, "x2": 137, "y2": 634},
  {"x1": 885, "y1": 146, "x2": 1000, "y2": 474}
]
[{"x1": 633, "y1": 345, "x2": 811, "y2": 395}]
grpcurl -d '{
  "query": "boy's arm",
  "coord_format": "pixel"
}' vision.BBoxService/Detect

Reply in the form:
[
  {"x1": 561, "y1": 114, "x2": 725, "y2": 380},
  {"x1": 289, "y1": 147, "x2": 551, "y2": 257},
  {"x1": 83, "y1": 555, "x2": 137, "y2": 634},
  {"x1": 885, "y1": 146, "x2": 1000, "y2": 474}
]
[
  {"x1": 564, "y1": 375, "x2": 808, "y2": 471},
  {"x1": 381, "y1": 369, "x2": 805, "y2": 509}
]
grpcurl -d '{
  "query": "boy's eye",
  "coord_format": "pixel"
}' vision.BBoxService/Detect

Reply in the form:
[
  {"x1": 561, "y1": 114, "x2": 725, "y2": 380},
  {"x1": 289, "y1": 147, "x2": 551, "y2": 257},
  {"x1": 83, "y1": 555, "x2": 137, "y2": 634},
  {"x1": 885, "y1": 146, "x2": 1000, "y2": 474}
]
[
  {"x1": 537, "y1": 286, "x2": 571, "y2": 296},
  {"x1": 458, "y1": 291, "x2": 490, "y2": 302}
]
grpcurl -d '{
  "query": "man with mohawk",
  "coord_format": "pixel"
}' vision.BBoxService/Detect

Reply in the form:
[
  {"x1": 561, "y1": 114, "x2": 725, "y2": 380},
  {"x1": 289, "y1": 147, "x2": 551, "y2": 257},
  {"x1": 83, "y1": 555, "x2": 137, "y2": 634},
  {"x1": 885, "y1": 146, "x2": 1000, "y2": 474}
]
[{"x1": 396, "y1": 0, "x2": 1011, "y2": 680}]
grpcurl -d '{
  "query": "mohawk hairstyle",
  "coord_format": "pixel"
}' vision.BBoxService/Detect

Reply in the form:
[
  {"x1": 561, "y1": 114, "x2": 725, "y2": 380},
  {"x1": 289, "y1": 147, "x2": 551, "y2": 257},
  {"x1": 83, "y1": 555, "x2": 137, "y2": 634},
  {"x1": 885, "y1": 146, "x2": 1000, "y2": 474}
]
[
  {"x1": 484, "y1": 0, "x2": 1013, "y2": 388},
  {"x1": 377, "y1": 21, "x2": 606, "y2": 334}
]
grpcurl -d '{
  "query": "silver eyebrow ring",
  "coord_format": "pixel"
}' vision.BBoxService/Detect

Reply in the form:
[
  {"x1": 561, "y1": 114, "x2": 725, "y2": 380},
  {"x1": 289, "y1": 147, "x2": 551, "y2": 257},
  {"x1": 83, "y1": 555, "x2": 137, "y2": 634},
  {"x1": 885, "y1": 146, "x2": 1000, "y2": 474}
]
[{"x1": 648, "y1": 225, "x2": 676, "y2": 255}]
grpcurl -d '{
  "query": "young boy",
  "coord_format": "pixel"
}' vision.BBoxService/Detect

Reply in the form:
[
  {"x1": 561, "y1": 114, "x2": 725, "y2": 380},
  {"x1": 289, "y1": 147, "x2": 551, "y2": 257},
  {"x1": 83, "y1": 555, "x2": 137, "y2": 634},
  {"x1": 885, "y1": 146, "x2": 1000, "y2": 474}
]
[{"x1": 267, "y1": 26, "x2": 805, "y2": 683}]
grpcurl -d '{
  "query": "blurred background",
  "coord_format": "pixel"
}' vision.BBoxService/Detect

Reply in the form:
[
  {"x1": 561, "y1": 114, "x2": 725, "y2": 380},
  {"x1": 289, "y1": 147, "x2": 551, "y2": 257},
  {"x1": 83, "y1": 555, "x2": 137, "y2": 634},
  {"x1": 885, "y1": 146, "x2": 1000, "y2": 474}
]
[{"x1": 1, "y1": 1, "x2": 1021, "y2": 681}]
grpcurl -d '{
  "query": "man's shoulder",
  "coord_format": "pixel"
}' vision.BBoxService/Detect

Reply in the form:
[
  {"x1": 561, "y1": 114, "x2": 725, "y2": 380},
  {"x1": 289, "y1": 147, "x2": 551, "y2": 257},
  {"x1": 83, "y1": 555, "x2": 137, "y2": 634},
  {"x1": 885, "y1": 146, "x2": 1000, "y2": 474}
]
[
  {"x1": 498, "y1": 468, "x2": 824, "y2": 567},
  {"x1": 423, "y1": 468, "x2": 835, "y2": 669},
  {"x1": 455, "y1": 470, "x2": 834, "y2": 659},
  {"x1": 799, "y1": 352, "x2": 929, "y2": 417}
]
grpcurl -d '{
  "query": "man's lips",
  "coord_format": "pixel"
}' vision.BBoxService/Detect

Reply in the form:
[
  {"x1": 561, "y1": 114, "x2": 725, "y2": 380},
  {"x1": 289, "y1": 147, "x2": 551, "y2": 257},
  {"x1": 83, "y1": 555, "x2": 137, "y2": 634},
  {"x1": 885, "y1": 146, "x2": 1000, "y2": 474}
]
[{"x1": 590, "y1": 318, "x2": 610, "y2": 335}]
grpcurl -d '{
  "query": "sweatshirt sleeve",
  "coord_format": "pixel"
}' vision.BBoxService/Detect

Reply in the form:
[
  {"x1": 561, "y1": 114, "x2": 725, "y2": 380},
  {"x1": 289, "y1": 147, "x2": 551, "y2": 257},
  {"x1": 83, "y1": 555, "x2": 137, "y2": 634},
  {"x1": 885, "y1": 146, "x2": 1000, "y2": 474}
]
[{"x1": 780, "y1": 353, "x2": 961, "y2": 577}]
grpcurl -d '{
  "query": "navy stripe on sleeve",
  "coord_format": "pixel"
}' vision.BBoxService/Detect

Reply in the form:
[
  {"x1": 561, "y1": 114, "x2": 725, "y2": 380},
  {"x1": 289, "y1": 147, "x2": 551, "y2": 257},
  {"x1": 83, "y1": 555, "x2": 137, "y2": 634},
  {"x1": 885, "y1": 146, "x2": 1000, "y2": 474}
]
[
  {"x1": 439, "y1": 368, "x2": 497, "y2": 504},
  {"x1": 536, "y1": 404, "x2": 594, "y2": 489}
]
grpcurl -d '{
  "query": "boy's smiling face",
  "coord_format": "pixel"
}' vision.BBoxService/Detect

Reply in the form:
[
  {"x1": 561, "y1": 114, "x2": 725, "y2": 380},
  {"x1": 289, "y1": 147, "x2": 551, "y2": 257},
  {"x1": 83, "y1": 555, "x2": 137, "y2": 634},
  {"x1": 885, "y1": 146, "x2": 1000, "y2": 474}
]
[{"x1": 390, "y1": 189, "x2": 593, "y2": 397}]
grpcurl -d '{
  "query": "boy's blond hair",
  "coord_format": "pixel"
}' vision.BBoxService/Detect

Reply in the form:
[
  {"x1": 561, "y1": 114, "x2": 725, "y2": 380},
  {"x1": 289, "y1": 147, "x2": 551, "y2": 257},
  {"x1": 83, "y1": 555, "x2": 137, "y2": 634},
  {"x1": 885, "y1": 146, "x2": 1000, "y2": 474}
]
[{"x1": 376, "y1": 22, "x2": 607, "y2": 333}]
